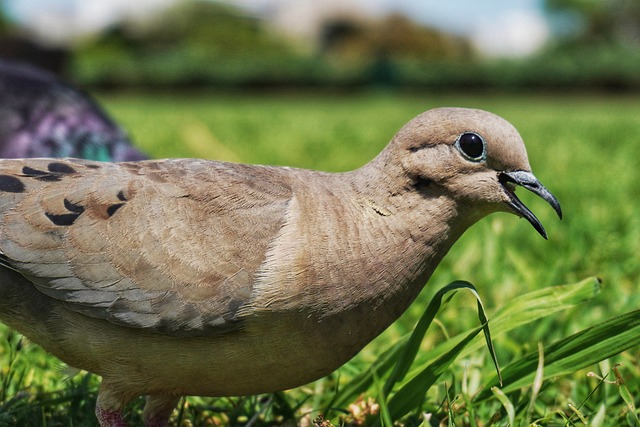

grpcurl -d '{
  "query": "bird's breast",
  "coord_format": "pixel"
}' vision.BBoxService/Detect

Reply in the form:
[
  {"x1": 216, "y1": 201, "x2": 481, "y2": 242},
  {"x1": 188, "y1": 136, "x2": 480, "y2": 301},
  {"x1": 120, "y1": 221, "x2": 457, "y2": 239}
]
[{"x1": 246, "y1": 188, "x2": 449, "y2": 350}]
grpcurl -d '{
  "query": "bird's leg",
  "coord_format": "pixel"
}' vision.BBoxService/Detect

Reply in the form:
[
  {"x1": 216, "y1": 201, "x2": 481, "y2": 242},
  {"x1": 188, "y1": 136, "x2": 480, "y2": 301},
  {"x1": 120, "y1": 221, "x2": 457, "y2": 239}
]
[
  {"x1": 96, "y1": 382, "x2": 130, "y2": 427},
  {"x1": 95, "y1": 404, "x2": 128, "y2": 427},
  {"x1": 143, "y1": 395, "x2": 181, "y2": 427}
]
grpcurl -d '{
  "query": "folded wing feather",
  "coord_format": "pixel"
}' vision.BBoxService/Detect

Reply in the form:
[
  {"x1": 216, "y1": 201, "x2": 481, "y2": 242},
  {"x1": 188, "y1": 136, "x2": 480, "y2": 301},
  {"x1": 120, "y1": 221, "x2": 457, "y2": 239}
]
[{"x1": 0, "y1": 158, "x2": 292, "y2": 336}]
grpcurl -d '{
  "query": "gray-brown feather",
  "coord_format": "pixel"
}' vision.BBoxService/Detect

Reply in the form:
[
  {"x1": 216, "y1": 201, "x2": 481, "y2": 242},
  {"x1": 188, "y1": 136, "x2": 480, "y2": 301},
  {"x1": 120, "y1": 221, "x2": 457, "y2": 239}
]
[{"x1": 0, "y1": 158, "x2": 292, "y2": 336}]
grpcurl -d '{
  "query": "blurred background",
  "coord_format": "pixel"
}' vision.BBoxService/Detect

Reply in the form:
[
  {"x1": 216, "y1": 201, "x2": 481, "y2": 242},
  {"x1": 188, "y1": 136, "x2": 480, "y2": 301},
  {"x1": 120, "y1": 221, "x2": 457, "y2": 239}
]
[{"x1": 1, "y1": 0, "x2": 639, "y2": 92}]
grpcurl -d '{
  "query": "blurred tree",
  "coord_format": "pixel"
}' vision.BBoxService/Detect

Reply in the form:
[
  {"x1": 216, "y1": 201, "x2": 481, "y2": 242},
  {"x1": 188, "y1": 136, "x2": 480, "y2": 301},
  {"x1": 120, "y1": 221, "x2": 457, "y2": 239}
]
[
  {"x1": 0, "y1": 1, "x2": 69, "y2": 75},
  {"x1": 319, "y1": 13, "x2": 473, "y2": 87},
  {"x1": 140, "y1": 1, "x2": 291, "y2": 58},
  {"x1": 320, "y1": 14, "x2": 473, "y2": 86},
  {"x1": 74, "y1": 1, "x2": 476, "y2": 89},
  {"x1": 539, "y1": 0, "x2": 640, "y2": 91},
  {"x1": 72, "y1": 1, "x2": 301, "y2": 87},
  {"x1": 0, "y1": 0, "x2": 10, "y2": 34},
  {"x1": 320, "y1": 14, "x2": 472, "y2": 62},
  {"x1": 545, "y1": 0, "x2": 640, "y2": 46}
]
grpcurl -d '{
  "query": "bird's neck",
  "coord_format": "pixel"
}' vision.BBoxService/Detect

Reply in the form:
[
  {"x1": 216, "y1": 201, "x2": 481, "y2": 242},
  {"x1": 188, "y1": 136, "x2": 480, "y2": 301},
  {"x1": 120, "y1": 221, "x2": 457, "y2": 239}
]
[
  {"x1": 281, "y1": 162, "x2": 477, "y2": 327},
  {"x1": 248, "y1": 161, "x2": 483, "y2": 369},
  {"x1": 338, "y1": 164, "x2": 473, "y2": 306}
]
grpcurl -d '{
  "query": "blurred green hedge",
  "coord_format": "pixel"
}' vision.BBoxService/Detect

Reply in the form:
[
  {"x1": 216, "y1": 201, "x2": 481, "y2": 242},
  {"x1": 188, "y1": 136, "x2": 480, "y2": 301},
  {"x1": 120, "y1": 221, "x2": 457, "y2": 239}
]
[
  {"x1": 68, "y1": 1, "x2": 640, "y2": 92},
  {"x1": 71, "y1": 43, "x2": 640, "y2": 91}
]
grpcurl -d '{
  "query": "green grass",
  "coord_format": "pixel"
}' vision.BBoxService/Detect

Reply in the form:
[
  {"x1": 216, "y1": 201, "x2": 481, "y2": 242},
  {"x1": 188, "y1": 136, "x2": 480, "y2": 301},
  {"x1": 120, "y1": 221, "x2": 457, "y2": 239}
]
[{"x1": 1, "y1": 91, "x2": 639, "y2": 426}]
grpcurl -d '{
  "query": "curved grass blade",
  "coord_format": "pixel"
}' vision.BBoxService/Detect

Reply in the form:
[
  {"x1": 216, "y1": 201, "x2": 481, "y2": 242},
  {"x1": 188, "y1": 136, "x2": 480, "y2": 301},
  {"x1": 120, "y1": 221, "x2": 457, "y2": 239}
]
[
  {"x1": 491, "y1": 387, "x2": 515, "y2": 426},
  {"x1": 383, "y1": 280, "x2": 501, "y2": 396},
  {"x1": 525, "y1": 342, "x2": 545, "y2": 423},
  {"x1": 332, "y1": 277, "x2": 599, "y2": 411},
  {"x1": 403, "y1": 277, "x2": 600, "y2": 381},
  {"x1": 475, "y1": 308, "x2": 640, "y2": 401}
]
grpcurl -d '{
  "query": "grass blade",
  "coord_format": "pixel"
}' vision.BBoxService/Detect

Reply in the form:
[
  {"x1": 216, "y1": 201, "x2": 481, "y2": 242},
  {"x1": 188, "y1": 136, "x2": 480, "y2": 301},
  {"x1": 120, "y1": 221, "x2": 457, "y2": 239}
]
[
  {"x1": 335, "y1": 280, "x2": 496, "y2": 409},
  {"x1": 476, "y1": 308, "x2": 640, "y2": 401},
  {"x1": 333, "y1": 278, "x2": 599, "y2": 412},
  {"x1": 404, "y1": 277, "x2": 600, "y2": 381},
  {"x1": 491, "y1": 387, "x2": 515, "y2": 426},
  {"x1": 525, "y1": 342, "x2": 545, "y2": 424},
  {"x1": 385, "y1": 325, "x2": 483, "y2": 421},
  {"x1": 372, "y1": 370, "x2": 393, "y2": 427},
  {"x1": 384, "y1": 280, "x2": 500, "y2": 395},
  {"x1": 613, "y1": 364, "x2": 640, "y2": 425}
]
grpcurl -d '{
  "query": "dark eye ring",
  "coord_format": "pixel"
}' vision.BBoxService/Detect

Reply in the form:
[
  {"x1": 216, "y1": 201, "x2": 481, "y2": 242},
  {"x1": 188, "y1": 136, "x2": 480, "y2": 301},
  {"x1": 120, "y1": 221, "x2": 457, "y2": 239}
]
[{"x1": 455, "y1": 132, "x2": 486, "y2": 162}]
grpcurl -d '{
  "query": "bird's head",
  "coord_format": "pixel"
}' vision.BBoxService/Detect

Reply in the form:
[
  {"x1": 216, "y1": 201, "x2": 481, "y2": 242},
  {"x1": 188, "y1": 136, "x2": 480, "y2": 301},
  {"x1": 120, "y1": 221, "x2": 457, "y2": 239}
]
[{"x1": 390, "y1": 107, "x2": 562, "y2": 238}]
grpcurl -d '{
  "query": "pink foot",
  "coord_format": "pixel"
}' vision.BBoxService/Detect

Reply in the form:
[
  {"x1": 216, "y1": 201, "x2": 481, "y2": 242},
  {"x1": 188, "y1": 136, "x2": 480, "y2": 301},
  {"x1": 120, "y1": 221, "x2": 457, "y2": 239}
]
[{"x1": 96, "y1": 405, "x2": 128, "y2": 427}]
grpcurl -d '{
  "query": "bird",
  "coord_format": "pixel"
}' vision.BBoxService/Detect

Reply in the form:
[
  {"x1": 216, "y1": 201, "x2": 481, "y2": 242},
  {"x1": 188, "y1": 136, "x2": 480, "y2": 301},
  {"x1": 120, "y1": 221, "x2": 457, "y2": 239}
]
[
  {"x1": 0, "y1": 107, "x2": 561, "y2": 426},
  {"x1": 0, "y1": 59, "x2": 147, "y2": 161}
]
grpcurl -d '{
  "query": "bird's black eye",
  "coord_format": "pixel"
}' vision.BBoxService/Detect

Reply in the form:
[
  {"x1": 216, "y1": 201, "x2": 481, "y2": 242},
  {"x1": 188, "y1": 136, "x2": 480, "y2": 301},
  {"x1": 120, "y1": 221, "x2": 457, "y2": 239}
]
[{"x1": 455, "y1": 132, "x2": 486, "y2": 162}]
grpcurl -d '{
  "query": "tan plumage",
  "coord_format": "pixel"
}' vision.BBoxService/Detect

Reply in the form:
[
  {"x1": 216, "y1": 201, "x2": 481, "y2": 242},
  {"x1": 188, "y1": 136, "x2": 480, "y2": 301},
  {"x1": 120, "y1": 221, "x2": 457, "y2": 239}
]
[{"x1": 0, "y1": 107, "x2": 561, "y2": 426}]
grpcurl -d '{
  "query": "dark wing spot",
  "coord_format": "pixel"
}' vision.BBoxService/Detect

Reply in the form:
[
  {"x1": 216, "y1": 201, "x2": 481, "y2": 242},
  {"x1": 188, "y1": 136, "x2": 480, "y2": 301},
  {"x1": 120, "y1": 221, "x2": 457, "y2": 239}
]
[
  {"x1": 107, "y1": 203, "x2": 124, "y2": 217},
  {"x1": 21, "y1": 167, "x2": 61, "y2": 182},
  {"x1": 22, "y1": 166, "x2": 48, "y2": 176},
  {"x1": 63, "y1": 199, "x2": 85, "y2": 214},
  {"x1": 86, "y1": 164, "x2": 101, "y2": 169},
  {"x1": 45, "y1": 212, "x2": 80, "y2": 226},
  {"x1": 117, "y1": 190, "x2": 127, "y2": 201},
  {"x1": 48, "y1": 162, "x2": 77, "y2": 174},
  {"x1": 0, "y1": 175, "x2": 25, "y2": 193},
  {"x1": 45, "y1": 197, "x2": 87, "y2": 226}
]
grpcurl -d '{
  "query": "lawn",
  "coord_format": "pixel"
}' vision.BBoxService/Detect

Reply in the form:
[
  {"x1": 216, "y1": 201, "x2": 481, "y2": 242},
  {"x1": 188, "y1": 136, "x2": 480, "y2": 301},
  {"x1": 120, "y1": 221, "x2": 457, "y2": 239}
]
[{"x1": 1, "y1": 91, "x2": 639, "y2": 426}]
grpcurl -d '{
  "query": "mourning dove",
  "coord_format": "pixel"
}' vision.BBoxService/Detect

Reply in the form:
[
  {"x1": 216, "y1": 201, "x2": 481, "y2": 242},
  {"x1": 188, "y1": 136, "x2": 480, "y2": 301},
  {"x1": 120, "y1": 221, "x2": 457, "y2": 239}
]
[{"x1": 0, "y1": 107, "x2": 561, "y2": 426}]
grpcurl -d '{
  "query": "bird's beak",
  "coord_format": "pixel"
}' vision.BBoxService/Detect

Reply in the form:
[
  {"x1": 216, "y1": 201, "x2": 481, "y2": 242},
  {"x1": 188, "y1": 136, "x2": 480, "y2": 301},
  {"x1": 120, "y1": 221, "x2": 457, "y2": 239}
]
[{"x1": 498, "y1": 170, "x2": 562, "y2": 239}]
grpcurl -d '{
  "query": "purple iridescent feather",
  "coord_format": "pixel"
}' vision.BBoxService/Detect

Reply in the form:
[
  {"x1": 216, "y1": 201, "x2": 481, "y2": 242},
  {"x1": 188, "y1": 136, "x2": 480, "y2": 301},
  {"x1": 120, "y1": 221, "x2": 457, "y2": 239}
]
[{"x1": 0, "y1": 59, "x2": 147, "y2": 161}]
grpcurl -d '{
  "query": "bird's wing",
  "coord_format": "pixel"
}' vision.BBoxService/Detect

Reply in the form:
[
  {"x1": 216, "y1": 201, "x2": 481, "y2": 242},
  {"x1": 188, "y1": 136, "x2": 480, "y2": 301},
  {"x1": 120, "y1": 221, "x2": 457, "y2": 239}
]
[
  {"x1": 0, "y1": 158, "x2": 292, "y2": 336},
  {"x1": 0, "y1": 59, "x2": 147, "y2": 161}
]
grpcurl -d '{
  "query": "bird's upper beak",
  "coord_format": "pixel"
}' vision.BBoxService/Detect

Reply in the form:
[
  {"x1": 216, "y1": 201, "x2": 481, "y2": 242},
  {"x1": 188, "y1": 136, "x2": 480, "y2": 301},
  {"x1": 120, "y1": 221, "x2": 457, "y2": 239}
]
[{"x1": 498, "y1": 170, "x2": 562, "y2": 239}]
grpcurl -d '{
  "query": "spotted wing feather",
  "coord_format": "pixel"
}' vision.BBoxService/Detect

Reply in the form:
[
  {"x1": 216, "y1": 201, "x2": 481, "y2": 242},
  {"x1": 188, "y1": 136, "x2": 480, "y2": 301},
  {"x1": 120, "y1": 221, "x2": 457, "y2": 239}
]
[{"x1": 0, "y1": 158, "x2": 292, "y2": 336}]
